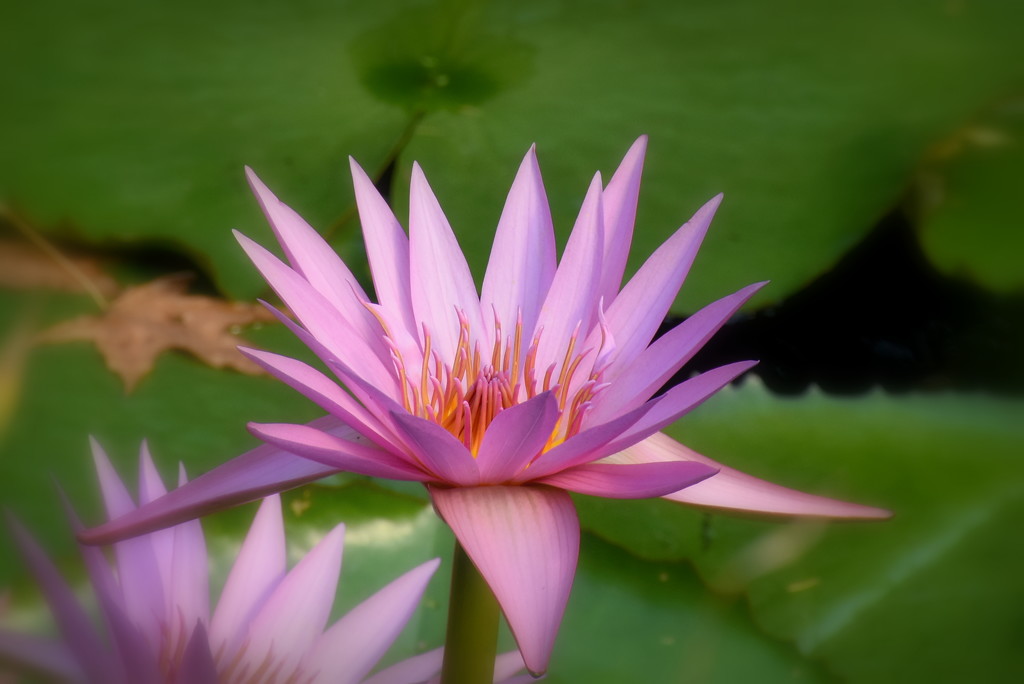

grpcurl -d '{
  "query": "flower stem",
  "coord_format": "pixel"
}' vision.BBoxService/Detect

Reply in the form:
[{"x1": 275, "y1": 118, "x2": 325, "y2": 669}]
[{"x1": 440, "y1": 541, "x2": 500, "y2": 684}]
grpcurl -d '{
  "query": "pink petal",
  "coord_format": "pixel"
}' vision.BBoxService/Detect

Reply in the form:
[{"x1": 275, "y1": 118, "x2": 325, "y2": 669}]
[
  {"x1": 534, "y1": 172, "x2": 604, "y2": 374},
  {"x1": 79, "y1": 417, "x2": 348, "y2": 545},
  {"x1": 591, "y1": 281, "x2": 767, "y2": 422},
  {"x1": 302, "y1": 558, "x2": 441, "y2": 684},
  {"x1": 596, "y1": 361, "x2": 757, "y2": 457},
  {"x1": 326, "y1": 355, "x2": 417, "y2": 438},
  {"x1": 65, "y1": 503, "x2": 156, "y2": 682},
  {"x1": 481, "y1": 145, "x2": 556, "y2": 348},
  {"x1": 599, "y1": 193, "x2": 722, "y2": 371},
  {"x1": 259, "y1": 304, "x2": 413, "y2": 440},
  {"x1": 243, "y1": 525, "x2": 345, "y2": 678},
  {"x1": 100, "y1": 600, "x2": 160, "y2": 682},
  {"x1": 5, "y1": 516, "x2": 113, "y2": 682},
  {"x1": 492, "y1": 651, "x2": 529, "y2": 681},
  {"x1": 537, "y1": 461, "x2": 717, "y2": 499},
  {"x1": 430, "y1": 485, "x2": 579, "y2": 676},
  {"x1": 234, "y1": 231, "x2": 397, "y2": 393},
  {"x1": 210, "y1": 496, "x2": 286, "y2": 658},
  {"x1": 137, "y1": 443, "x2": 174, "y2": 600},
  {"x1": 598, "y1": 136, "x2": 647, "y2": 304},
  {"x1": 170, "y1": 465, "x2": 210, "y2": 638},
  {"x1": 476, "y1": 391, "x2": 561, "y2": 483},
  {"x1": 362, "y1": 648, "x2": 443, "y2": 684},
  {"x1": 137, "y1": 442, "x2": 168, "y2": 504},
  {"x1": 408, "y1": 162, "x2": 483, "y2": 360},
  {"x1": 388, "y1": 411, "x2": 480, "y2": 485},
  {"x1": 611, "y1": 432, "x2": 892, "y2": 519},
  {"x1": 90, "y1": 441, "x2": 166, "y2": 643},
  {"x1": 525, "y1": 361, "x2": 751, "y2": 481},
  {"x1": 90, "y1": 437, "x2": 136, "y2": 518},
  {"x1": 350, "y1": 157, "x2": 417, "y2": 333},
  {"x1": 0, "y1": 630, "x2": 80, "y2": 681},
  {"x1": 248, "y1": 422, "x2": 432, "y2": 482},
  {"x1": 240, "y1": 346, "x2": 397, "y2": 451},
  {"x1": 246, "y1": 167, "x2": 371, "y2": 308},
  {"x1": 174, "y1": 623, "x2": 218, "y2": 684},
  {"x1": 513, "y1": 400, "x2": 656, "y2": 482}
]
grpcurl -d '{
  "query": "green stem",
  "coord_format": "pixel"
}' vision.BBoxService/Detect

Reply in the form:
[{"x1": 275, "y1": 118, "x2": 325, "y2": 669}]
[{"x1": 440, "y1": 541, "x2": 500, "y2": 684}]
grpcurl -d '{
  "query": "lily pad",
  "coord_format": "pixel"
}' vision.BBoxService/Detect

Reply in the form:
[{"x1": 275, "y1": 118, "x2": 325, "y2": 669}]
[
  {"x1": 396, "y1": 0, "x2": 1024, "y2": 311},
  {"x1": 577, "y1": 380, "x2": 1024, "y2": 682},
  {"x1": 0, "y1": 0, "x2": 410, "y2": 299},
  {"x1": 4, "y1": 0, "x2": 1024, "y2": 310}
]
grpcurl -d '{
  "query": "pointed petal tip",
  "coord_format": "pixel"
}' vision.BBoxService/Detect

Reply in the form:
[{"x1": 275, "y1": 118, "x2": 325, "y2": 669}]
[
  {"x1": 231, "y1": 228, "x2": 254, "y2": 247},
  {"x1": 348, "y1": 155, "x2": 371, "y2": 182},
  {"x1": 244, "y1": 167, "x2": 277, "y2": 205},
  {"x1": 523, "y1": 143, "x2": 539, "y2": 166},
  {"x1": 627, "y1": 134, "x2": 648, "y2": 157}
]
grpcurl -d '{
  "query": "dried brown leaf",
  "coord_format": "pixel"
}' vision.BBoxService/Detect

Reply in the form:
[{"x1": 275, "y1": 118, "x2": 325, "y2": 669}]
[{"x1": 37, "y1": 275, "x2": 276, "y2": 392}]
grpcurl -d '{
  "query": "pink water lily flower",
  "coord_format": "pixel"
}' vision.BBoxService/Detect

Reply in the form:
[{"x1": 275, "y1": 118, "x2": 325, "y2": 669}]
[
  {"x1": 82, "y1": 138, "x2": 888, "y2": 674},
  {"x1": 0, "y1": 441, "x2": 532, "y2": 683}
]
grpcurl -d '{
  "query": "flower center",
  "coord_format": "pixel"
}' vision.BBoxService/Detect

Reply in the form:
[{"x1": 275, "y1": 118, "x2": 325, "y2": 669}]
[{"x1": 387, "y1": 309, "x2": 608, "y2": 456}]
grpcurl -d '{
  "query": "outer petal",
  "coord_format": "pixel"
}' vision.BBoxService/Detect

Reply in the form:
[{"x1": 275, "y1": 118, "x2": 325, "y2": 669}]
[
  {"x1": 598, "y1": 193, "x2": 722, "y2": 371},
  {"x1": 591, "y1": 281, "x2": 767, "y2": 421},
  {"x1": 430, "y1": 485, "x2": 579, "y2": 676},
  {"x1": 610, "y1": 432, "x2": 892, "y2": 519},
  {"x1": 524, "y1": 361, "x2": 751, "y2": 481},
  {"x1": 350, "y1": 157, "x2": 416, "y2": 333},
  {"x1": 91, "y1": 440, "x2": 166, "y2": 646},
  {"x1": 537, "y1": 461, "x2": 717, "y2": 499},
  {"x1": 240, "y1": 346, "x2": 398, "y2": 451},
  {"x1": 476, "y1": 391, "x2": 561, "y2": 484},
  {"x1": 246, "y1": 167, "x2": 371, "y2": 308},
  {"x1": 0, "y1": 631, "x2": 81, "y2": 681},
  {"x1": 363, "y1": 648, "x2": 525, "y2": 684},
  {"x1": 248, "y1": 422, "x2": 432, "y2": 482},
  {"x1": 481, "y1": 145, "x2": 556, "y2": 348},
  {"x1": 362, "y1": 648, "x2": 443, "y2": 684},
  {"x1": 80, "y1": 416, "x2": 347, "y2": 545},
  {"x1": 5, "y1": 516, "x2": 113, "y2": 683},
  {"x1": 242, "y1": 524, "x2": 345, "y2": 680},
  {"x1": 210, "y1": 496, "x2": 286, "y2": 658},
  {"x1": 170, "y1": 465, "x2": 211, "y2": 638},
  {"x1": 515, "y1": 399, "x2": 656, "y2": 483},
  {"x1": 234, "y1": 231, "x2": 396, "y2": 393},
  {"x1": 595, "y1": 361, "x2": 757, "y2": 458},
  {"x1": 66, "y1": 503, "x2": 156, "y2": 683},
  {"x1": 301, "y1": 558, "x2": 441, "y2": 684},
  {"x1": 137, "y1": 443, "x2": 174, "y2": 606},
  {"x1": 492, "y1": 651, "x2": 530, "y2": 682},
  {"x1": 409, "y1": 162, "x2": 483, "y2": 360},
  {"x1": 598, "y1": 136, "x2": 647, "y2": 304}
]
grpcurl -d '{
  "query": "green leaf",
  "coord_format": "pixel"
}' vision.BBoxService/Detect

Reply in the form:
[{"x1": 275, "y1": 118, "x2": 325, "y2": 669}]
[
  {"x1": 577, "y1": 380, "x2": 1024, "y2": 683},
  {"x1": 396, "y1": 0, "x2": 1024, "y2": 311},
  {"x1": 0, "y1": 0, "x2": 412, "y2": 299},
  {"x1": 4, "y1": 1, "x2": 1023, "y2": 310}
]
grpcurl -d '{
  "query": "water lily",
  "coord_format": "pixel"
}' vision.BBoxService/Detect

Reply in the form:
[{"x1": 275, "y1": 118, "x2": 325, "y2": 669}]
[
  {"x1": 0, "y1": 441, "x2": 534, "y2": 683},
  {"x1": 82, "y1": 138, "x2": 888, "y2": 675}
]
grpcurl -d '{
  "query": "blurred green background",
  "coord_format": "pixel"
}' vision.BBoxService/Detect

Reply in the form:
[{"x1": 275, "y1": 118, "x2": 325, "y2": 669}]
[{"x1": 1, "y1": 0, "x2": 1022, "y2": 682}]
